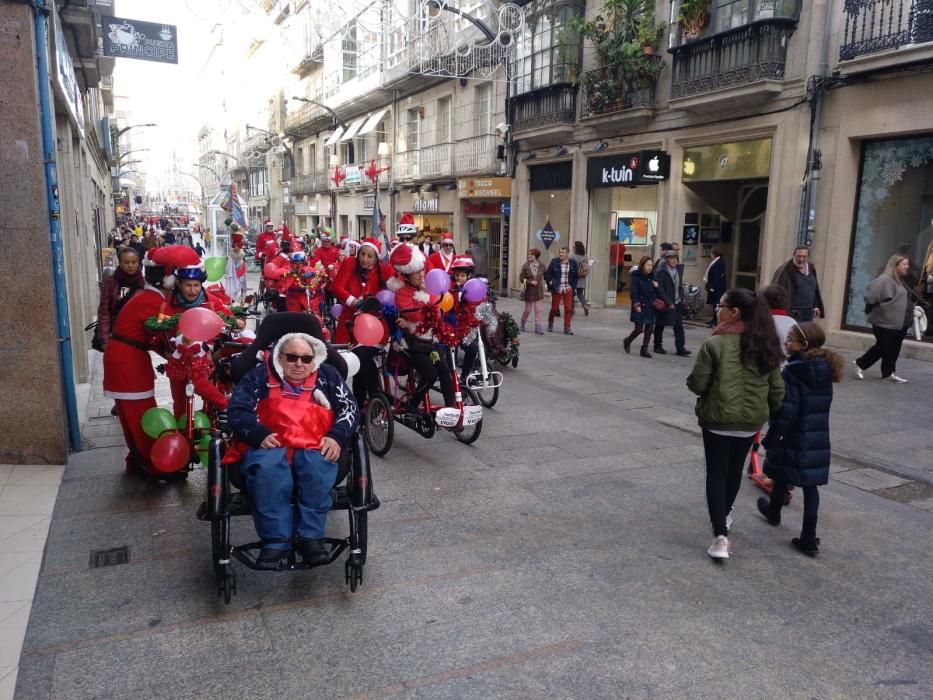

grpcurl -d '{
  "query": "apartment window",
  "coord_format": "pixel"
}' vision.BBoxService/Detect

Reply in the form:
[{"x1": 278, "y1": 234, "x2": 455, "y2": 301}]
[
  {"x1": 356, "y1": 137, "x2": 368, "y2": 164},
  {"x1": 308, "y1": 144, "x2": 316, "y2": 172},
  {"x1": 437, "y1": 97, "x2": 451, "y2": 143},
  {"x1": 296, "y1": 146, "x2": 304, "y2": 176},
  {"x1": 407, "y1": 108, "x2": 420, "y2": 151},
  {"x1": 341, "y1": 141, "x2": 353, "y2": 165},
  {"x1": 477, "y1": 84, "x2": 492, "y2": 135},
  {"x1": 512, "y1": 1, "x2": 582, "y2": 95},
  {"x1": 342, "y1": 21, "x2": 358, "y2": 82}
]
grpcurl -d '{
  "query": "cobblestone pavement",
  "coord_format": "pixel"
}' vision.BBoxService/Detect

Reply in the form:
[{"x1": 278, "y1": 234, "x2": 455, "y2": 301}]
[{"x1": 14, "y1": 299, "x2": 933, "y2": 699}]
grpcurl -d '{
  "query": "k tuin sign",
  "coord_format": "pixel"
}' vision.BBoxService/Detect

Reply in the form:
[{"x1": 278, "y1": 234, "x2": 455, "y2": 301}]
[
  {"x1": 102, "y1": 16, "x2": 178, "y2": 64},
  {"x1": 586, "y1": 150, "x2": 670, "y2": 188}
]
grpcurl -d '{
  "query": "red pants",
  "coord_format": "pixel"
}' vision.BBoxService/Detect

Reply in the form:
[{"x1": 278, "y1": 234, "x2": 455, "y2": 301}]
[
  {"x1": 170, "y1": 376, "x2": 229, "y2": 419},
  {"x1": 115, "y1": 397, "x2": 157, "y2": 474},
  {"x1": 548, "y1": 289, "x2": 574, "y2": 330}
]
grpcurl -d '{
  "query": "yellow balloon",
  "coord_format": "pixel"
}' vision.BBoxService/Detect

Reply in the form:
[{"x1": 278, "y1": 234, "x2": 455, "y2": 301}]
[{"x1": 439, "y1": 292, "x2": 454, "y2": 312}]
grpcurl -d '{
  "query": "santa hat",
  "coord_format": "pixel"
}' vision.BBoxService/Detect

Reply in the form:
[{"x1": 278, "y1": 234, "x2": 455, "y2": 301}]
[
  {"x1": 440, "y1": 234, "x2": 454, "y2": 246},
  {"x1": 396, "y1": 212, "x2": 417, "y2": 237},
  {"x1": 359, "y1": 237, "x2": 381, "y2": 256},
  {"x1": 389, "y1": 242, "x2": 426, "y2": 275},
  {"x1": 151, "y1": 245, "x2": 203, "y2": 287}
]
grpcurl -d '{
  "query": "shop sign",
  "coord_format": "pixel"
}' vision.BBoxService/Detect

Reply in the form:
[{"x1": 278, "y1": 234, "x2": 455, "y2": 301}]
[
  {"x1": 536, "y1": 221, "x2": 560, "y2": 250},
  {"x1": 102, "y1": 16, "x2": 179, "y2": 64},
  {"x1": 414, "y1": 195, "x2": 438, "y2": 213},
  {"x1": 500, "y1": 214, "x2": 511, "y2": 292},
  {"x1": 457, "y1": 177, "x2": 512, "y2": 199},
  {"x1": 502, "y1": 201, "x2": 511, "y2": 216},
  {"x1": 53, "y1": 16, "x2": 84, "y2": 135},
  {"x1": 586, "y1": 150, "x2": 670, "y2": 188},
  {"x1": 682, "y1": 138, "x2": 772, "y2": 181},
  {"x1": 463, "y1": 201, "x2": 501, "y2": 216},
  {"x1": 362, "y1": 194, "x2": 375, "y2": 212},
  {"x1": 343, "y1": 165, "x2": 362, "y2": 185}
]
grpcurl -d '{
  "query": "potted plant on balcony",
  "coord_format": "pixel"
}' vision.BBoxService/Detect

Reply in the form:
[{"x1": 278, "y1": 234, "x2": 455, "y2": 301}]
[
  {"x1": 637, "y1": 15, "x2": 667, "y2": 55},
  {"x1": 677, "y1": 0, "x2": 711, "y2": 41}
]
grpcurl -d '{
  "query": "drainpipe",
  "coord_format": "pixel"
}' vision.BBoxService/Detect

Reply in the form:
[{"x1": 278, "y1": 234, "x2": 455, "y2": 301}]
[
  {"x1": 33, "y1": 0, "x2": 82, "y2": 451},
  {"x1": 797, "y1": 0, "x2": 836, "y2": 247}
]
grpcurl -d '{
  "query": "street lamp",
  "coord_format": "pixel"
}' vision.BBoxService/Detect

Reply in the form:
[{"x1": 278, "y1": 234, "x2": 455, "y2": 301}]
[
  {"x1": 115, "y1": 123, "x2": 157, "y2": 139},
  {"x1": 247, "y1": 124, "x2": 295, "y2": 181},
  {"x1": 114, "y1": 148, "x2": 149, "y2": 164},
  {"x1": 290, "y1": 96, "x2": 348, "y2": 131}
]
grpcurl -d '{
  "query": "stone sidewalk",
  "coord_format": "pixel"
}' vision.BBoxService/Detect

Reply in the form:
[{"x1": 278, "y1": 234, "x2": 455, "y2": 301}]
[{"x1": 13, "y1": 301, "x2": 933, "y2": 698}]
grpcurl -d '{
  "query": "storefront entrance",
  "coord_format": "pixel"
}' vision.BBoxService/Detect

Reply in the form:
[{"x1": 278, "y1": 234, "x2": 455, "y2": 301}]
[
  {"x1": 467, "y1": 217, "x2": 502, "y2": 284},
  {"x1": 735, "y1": 184, "x2": 768, "y2": 290}
]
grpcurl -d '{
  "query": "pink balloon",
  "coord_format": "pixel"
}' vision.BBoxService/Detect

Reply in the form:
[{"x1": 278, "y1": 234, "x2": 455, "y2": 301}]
[
  {"x1": 462, "y1": 278, "x2": 487, "y2": 303},
  {"x1": 150, "y1": 432, "x2": 190, "y2": 474},
  {"x1": 178, "y1": 307, "x2": 225, "y2": 342},
  {"x1": 353, "y1": 313, "x2": 384, "y2": 346},
  {"x1": 424, "y1": 268, "x2": 451, "y2": 296}
]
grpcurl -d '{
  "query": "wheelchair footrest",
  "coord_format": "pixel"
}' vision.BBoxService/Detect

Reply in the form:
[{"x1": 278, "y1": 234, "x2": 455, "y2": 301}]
[{"x1": 232, "y1": 537, "x2": 350, "y2": 571}]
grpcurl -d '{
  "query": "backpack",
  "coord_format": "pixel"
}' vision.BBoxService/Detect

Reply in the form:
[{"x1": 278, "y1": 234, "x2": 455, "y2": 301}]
[{"x1": 578, "y1": 259, "x2": 590, "y2": 278}]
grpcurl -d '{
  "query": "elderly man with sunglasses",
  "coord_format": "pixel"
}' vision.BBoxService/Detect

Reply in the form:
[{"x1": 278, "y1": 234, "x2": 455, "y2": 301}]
[{"x1": 227, "y1": 332, "x2": 359, "y2": 569}]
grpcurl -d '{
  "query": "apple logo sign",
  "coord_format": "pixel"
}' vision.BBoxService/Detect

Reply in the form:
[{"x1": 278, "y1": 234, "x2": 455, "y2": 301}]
[{"x1": 648, "y1": 156, "x2": 660, "y2": 173}]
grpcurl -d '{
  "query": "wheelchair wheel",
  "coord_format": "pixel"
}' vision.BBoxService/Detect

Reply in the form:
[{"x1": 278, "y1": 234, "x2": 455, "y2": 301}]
[
  {"x1": 363, "y1": 393, "x2": 393, "y2": 457},
  {"x1": 211, "y1": 514, "x2": 230, "y2": 575},
  {"x1": 345, "y1": 554, "x2": 363, "y2": 592},
  {"x1": 454, "y1": 386, "x2": 483, "y2": 445},
  {"x1": 352, "y1": 510, "x2": 368, "y2": 566},
  {"x1": 474, "y1": 374, "x2": 499, "y2": 408}
]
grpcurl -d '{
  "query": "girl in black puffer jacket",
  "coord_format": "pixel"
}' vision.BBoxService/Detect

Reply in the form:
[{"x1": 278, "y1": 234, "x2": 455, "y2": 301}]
[{"x1": 760, "y1": 322, "x2": 844, "y2": 556}]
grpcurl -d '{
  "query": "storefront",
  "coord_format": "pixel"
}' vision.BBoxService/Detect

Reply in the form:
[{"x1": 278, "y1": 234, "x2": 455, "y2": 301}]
[
  {"x1": 527, "y1": 162, "x2": 573, "y2": 269},
  {"x1": 586, "y1": 150, "x2": 670, "y2": 305},
  {"x1": 459, "y1": 177, "x2": 512, "y2": 290},
  {"x1": 398, "y1": 189, "x2": 456, "y2": 245},
  {"x1": 844, "y1": 135, "x2": 933, "y2": 339}
]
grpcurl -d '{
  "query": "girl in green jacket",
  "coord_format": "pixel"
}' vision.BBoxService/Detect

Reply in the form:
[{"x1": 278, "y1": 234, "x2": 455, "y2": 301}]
[{"x1": 687, "y1": 288, "x2": 785, "y2": 561}]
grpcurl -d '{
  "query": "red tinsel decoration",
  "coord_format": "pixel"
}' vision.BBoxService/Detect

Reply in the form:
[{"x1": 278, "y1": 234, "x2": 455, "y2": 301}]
[
  {"x1": 165, "y1": 353, "x2": 213, "y2": 382},
  {"x1": 414, "y1": 302, "x2": 480, "y2": 347}
]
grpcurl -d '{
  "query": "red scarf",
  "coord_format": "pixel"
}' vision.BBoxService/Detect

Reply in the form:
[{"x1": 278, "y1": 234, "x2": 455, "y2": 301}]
[
  {"x1": 711, "y1": 320, "x2": 746, "y2": 336},
  {"x1": 770, "y1": 309, "x2": 789, "y2": 317}
]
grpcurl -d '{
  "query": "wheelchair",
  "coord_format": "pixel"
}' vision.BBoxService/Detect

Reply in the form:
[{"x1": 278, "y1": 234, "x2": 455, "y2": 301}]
[{"x1": 196, "y1": 313, "x2": 379, "y2": 604}]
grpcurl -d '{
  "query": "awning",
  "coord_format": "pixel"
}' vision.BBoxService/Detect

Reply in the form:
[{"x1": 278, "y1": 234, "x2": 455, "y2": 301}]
[
  {"x1": 339, "y1": 117, "x2": 366, "y2": 142},
  {"x1": 324, "y1": 126, "x2": 344, "y2": 146},
  {"x1": 358, "y1": 109, "x2": 388, "y2": 136}
]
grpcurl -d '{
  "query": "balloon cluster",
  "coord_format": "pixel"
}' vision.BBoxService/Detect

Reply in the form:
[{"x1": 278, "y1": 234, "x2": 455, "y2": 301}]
[{"x1": 141, "y1": 407, "x2": 212, "y2": 473}]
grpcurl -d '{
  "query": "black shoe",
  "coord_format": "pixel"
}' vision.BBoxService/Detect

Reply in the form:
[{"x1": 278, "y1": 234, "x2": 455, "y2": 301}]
[
  {"x1": 584, "y1": 306, "x2": 590, "y2": 316},
  {"x1": 256, "y1": 546, "x2": 289, "y2": 570},
  {"x1": 676, "y1": 349, "x2": 692, "y2": 357},
  {"x1": 757, "y1": 496, "x2": 780, "y2": 526},
  {"x1": 296, "y1": 538, "x2": 330, "y2": 565},
  {"x1": 564, "y1": 329, "x2": 574, "y2": 335},
  {"x1": 653, "y1": 347, "x2": 667, "y2": 354},
  {"x1": 547, "y1": 324, "x2": 554, "y2": 333},
  {"x1": 110, "y1": 404, "x2": 120, "y2": 416},
  {"x1": 791, "y1": 537, "x2": 819, "y2": 557},
  {"x1": 623, "y1": 337, "x2": 632, "y2": 354},
  {"x1": 640, "y1": 347, "x2": 652, "y2": 358}
]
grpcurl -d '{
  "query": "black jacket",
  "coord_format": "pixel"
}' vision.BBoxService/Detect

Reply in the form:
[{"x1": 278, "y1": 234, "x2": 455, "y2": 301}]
[
  {"x1": 544, "y1": 257, "x2": 579, "y2": 293},
  {"x1": 705, "y1": 257, "x2": 727, "y2": 305},
  {"x1": 654, "y1": 264, "x2": 682, "y2": 308},
  {"x1": 771, "y1": 261, "x2": 825, "y2": 316},
  {"x1": 763, "y1": 354, "x2": 833, "y2": 487},
  {"x1": 629, "y1": 268, "x2": 657, "y2": 324}
]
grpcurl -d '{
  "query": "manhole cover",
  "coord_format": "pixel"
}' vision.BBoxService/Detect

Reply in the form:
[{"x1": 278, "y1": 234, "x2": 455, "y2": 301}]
[{"x1": 90, "y1": 546, "x2": 130, "y2": 569}]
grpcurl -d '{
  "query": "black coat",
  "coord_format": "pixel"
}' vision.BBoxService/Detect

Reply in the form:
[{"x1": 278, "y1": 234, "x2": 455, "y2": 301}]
[
  {"x1": 629, "y1": 268, "x2": 657, "y2": 324},
  {"x1": 705, "y1": 257, "x2": 727, "y2": 305},
  {"x1": 544, "y1": 257, "x2": 579, "y2": 293},
  {"x1": 763, "y1": 354, "x2": 833, "y2": 487},
  {"x1": 654, "y1": 265, "x2": 682, "y2": 318}
]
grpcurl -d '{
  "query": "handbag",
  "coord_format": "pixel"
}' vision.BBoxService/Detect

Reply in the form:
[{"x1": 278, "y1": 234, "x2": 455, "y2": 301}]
[{"x1": 652, "y1": 298, "x2": 668, "y2": 312}]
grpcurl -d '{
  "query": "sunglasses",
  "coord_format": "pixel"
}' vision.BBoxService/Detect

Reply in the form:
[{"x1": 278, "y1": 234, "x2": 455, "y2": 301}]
[{"x1": 283, "y1": 353, "x2": 315, "y2": 365}]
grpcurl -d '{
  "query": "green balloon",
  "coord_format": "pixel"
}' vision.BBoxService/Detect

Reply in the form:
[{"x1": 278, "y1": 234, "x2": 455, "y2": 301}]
[
  {"x1": 196, "y1": 435, "x2": 211, "y2": 450},
  {"x1": 177, "y1": 411, "x2": 211, "y2": 431},
  {"x1": 204, "y1": 256, "x2": 227, "y2": 283},
  {"x1": 141, "y1": 407, "x2": 178, "y2": 439}
]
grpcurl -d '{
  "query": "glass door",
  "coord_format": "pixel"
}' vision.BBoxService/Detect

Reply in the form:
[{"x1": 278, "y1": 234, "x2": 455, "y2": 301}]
[{"x1": 734, "y1": 184, "x2": 768, "y2": 290}]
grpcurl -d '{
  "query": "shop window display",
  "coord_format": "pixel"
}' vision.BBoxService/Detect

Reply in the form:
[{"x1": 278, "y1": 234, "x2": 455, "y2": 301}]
[
  {"x1": 530, "y1": 190, "x2": 572, "y2": 266},
  {"x1": 845, "y1": 136, "x2": 933, "y2": 336}
]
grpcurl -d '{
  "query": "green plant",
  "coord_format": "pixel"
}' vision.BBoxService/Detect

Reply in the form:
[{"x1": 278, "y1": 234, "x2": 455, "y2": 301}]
[
  {"x1": 637, "y1": 15, "x2": 667, "y2": 50},
  {"x1": 677, "y1": 0, "x2": 711, "y2": 37}
]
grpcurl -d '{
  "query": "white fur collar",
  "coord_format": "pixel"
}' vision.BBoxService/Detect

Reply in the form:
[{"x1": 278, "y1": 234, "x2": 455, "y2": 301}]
[
  {"x1": 271, "y1": 332, "x2": 327, "y2": 381},
  {"x1": 413, "y1": 290, "x2": 430, "y2": 303}
]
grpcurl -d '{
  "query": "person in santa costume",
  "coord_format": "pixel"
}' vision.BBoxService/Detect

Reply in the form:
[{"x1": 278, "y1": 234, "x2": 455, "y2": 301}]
[
  {"x1": 389, "y1": 243, "x2": 456, "y2": 412},
  {"x1": 255, "y1": 220, "x2": 277, "y2": 263},
  {"x1": 448, "y1": 255, "x2": 481, "y2": 386},
  {"x1": 264, "y1": 238, "x2": 296, "y2": 312},
  {"x1": 332, "y1": 237, "x2": 394, "y2": 403},
  {"x1": 429, "y1": 234, "x2": 456, "y2": 273},
  {"x1": 103, "y1": 250, "x2": 172, "y2": 477},
  {"x1": 310, "y1": 227, "x2": 341, "y2": 272},
  {"x1": 278, "y1": 221, "x2": 296, "y2": 245},
  {"x1": 282, "y1": 250, "x2": 327, "y2": 314}
]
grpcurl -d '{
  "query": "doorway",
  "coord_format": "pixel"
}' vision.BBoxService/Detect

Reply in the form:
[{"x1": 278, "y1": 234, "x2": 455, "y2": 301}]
[
  {"x1": 734, "y1": 184, "x2": 768, "y2": 290},
  {"x1": 468, "y1": 217, "x2": 502, "y2": 285}
]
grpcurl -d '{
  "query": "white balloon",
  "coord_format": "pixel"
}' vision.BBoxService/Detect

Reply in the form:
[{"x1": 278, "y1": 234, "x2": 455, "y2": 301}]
[{"x1": 339, "y1": 350, "x2": 360, "y2": 379}]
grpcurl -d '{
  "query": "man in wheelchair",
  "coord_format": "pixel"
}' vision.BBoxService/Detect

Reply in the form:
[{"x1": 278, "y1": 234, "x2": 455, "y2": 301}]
[{"x1": 227, "y1": 332, "x2": 359, "y2": 569}]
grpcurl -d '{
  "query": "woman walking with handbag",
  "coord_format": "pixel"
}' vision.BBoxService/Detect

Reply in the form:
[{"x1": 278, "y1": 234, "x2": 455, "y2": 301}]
[
  {"x1": 854, "y1": 253, "x2": 918, "y2": 383},
  {"x1": 623, "y1": 256, "x2": 659, "y2": 357},
  {"x1": 687, "y1": 288, "x2": 784, "y2": 560},
  {"x1": 519, "y1": 248, "x2": 545, "y2": 334}
]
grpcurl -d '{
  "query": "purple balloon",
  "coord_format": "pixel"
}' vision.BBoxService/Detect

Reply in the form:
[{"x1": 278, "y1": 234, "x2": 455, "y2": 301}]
[
  {"x1": 330, "y1": 303, "x2": 344, "y2": 319},
  {"x1": 375, "y1": 288, "x2": 395, "y2": 306},
  {"x1": 424, "y1": 268, "x2": 451, "y2": 296},
  {"x1": 462, "y1": 278, "x2": 487, "y2": 303}
]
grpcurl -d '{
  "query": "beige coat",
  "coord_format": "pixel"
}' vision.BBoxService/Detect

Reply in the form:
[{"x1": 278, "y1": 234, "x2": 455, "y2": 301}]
[{"x1": 519, "y1": 260, "x2": 545, "y2": 302}]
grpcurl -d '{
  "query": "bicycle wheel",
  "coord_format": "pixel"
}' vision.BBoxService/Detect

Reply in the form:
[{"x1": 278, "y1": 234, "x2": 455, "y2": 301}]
[
  {"x1": 364, "y1": 393, "x2": 394, "y2": 457},
  {"x1": 473, "y1": 368, "x2": 499, "y2": 408},
  {"x1": 454, "y1": 386, "x2": 483, "y2": 444}
]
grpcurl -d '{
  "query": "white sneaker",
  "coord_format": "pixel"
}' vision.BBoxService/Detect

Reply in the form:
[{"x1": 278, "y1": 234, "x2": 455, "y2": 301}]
[
  {"x1": 852, "y1": 361, "x2": 864, "y2": 380},
  {"x1": 725, "y1": 510, "x2": 734, "y2": 533},
  {"x1": 886, "y1": 374, "x2": 908, "y2": 384},
  {"x1": 707, "y1": 535, "x2": 729, "y2": 560}
]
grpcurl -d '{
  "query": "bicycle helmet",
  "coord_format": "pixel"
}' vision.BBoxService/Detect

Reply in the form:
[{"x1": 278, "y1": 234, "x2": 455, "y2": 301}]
[
  {"x1": 175, "y1": 265, "x2": 208, "y2": 282},
  {"x1": 450, "y1": 255, "x2": 475, "y2": 273},
  {"x1": 289, "y1": 251, "x2": 307, "y2": 264}
]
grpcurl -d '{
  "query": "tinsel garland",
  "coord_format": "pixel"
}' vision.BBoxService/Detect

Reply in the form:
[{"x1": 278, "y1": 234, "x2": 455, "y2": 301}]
[
  {"x1": 287, "y1": 267, "x2": 329, "y2": 293},
  {"x1": 216, "y1": 312, "x2": 238, "y2": 329},
  {"x1": 414, "y1": 301, "x2": 480, "y2": 347},
  {"x1": 145, "y1": 313, "x2": 181, "y2": 332},
  {"x1": 230, "y1": 304, "x2": 247, "y2": 318}
]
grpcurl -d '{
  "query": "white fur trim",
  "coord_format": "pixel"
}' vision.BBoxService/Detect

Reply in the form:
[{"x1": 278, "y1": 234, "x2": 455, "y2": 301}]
[
  {"x1": 162, "y1": 274, "x2": 176, "y2": 289},
  {"x1": 395, "y1": 246, "x2": 426, "y2": 275},
  {"x1": 346, "y1": 295, "x2": 357, "y2": 307},
  {"x1": 386, "y1": 277, "x2": 404, "y2": 292},
  {"x1": 359, "y1": 241, "x2": 379, "y2": 255},
  {"x1": 104, "y1": 389, "x2": 155, "y2": 400},
  {"x1": 413, "y1": 290, "x2": 430, "y2": 303},
  {"x1": 312, "y1": 388, "x2": 331, "y2": 410},
  {"x1": 271, "y1": 332, "x2": 327, "y2": 379}
]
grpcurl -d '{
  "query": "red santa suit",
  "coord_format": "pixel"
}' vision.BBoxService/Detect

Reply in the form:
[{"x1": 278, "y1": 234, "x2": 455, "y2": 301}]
[
  {"x1": 282, "y1": 258, "x2": 327, "y2": 313},
  {"x1": 331, "y1": 238, "x2": 393, "y2": 343},
  {"x1": 103, "y1": 283, "x2": 166, "y2": 475},
  {"x1": 428, "y1": 236, "x2": 455, "y2": 273},
  {"x1": 311, "y1": 243, "x2": 341, "y2": 275}
]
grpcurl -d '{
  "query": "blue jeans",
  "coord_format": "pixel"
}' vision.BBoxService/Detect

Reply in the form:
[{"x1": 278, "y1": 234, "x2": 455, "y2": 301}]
[{"x1": 241, "y1": 447, "x2": 338, "y2": 549}]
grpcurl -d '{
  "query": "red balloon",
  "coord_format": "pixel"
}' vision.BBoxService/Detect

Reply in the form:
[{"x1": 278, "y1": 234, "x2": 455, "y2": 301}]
[
  {"x1": 150, "y1": 432, "x2": 190, "y2": 474},
  {"x1": 178, "y1": 307, "x2": 225, "y2": 342},
  {"x1": 353, "y1": 313, "x2": 383, "y2": 346},
  {"x1": 263, "y1": 262, "x2": 281, "y2": 279}
]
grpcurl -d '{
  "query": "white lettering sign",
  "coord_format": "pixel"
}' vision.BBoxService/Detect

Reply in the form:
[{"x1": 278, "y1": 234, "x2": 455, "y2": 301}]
[{"x1": 601, "y1": 166, "x2": 634, "y2": 185}]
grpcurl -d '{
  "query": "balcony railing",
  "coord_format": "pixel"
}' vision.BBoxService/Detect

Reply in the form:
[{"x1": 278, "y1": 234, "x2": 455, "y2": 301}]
[
  {"x1": 454, "y1": 135, "x2": 498, "y2": 176},
  {"x1": 394, "y1": 150, "x2": 420, "y2": 181},
  {"x1": 579, "y1": 64, "x2": 658, "y2": 118},
  {"x1": 290, "y1": 171, "x2": 329, "y2": 196},
  {"x1": 420, "y1": 143, "x2": 454, "y2": 178},
  {"x1": 511, "y1": 84, "x2": 577, "y2": 133},
  {"x1": 840, "y1": 0, "x2": 933, "y2": 60},
  {"x1": 669, "y1": 18, "x2": 797, "y2": 99},
  {"x1": 284, "y1": 102, "x2": 326, "y2": 133}
]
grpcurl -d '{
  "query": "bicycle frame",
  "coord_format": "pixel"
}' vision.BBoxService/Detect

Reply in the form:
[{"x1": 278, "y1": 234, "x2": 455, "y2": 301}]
[{"x1": 465, "y1": 331, "x2": 503, "y2": 393}]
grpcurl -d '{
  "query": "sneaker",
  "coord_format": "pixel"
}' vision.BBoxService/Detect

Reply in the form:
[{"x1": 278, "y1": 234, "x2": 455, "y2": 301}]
[
  {"x1": 707, "y1": 535, "x2": 729, "y2": 560},
  {"x1": 756, "y1": 496, "x2": 780, "y2": 526},
  {"x1": 885, "y1": 374, "x2": 908, "y2": 384},
  {"x1": 852, "y1": 361, "x2": 864, "y2": 380},
  {"x1": 534, "y1": 325, "x2": 543, "y2": 335},
  {"x1": 725, "y1": 510, "x2": 734, "y2": 533}
]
